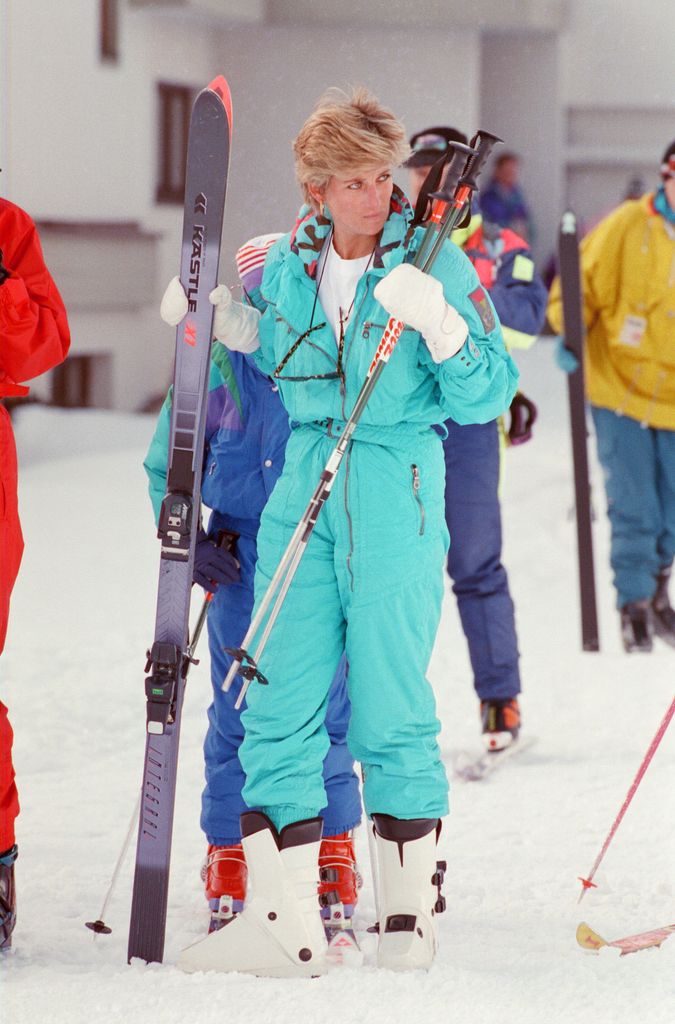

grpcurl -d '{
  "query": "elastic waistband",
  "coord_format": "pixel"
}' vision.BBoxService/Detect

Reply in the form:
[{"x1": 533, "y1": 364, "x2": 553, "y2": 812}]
[{"x1": 299, "y1": 418, "x2": 440, "y2": 450}]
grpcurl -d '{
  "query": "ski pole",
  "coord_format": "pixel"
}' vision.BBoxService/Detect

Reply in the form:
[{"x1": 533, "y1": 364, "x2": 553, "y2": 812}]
[
  {"x1": 223, "y1": 131, "x2": 502, "y2": 706},
  {"x1": 558, "y1": 211, "x2": 599, "y2": 652},
  {"x1": 578, "y1": 695, "x2": 675, "y2": 901},
  {"x1": 87, "y1": 793, "x2": 142, "y2": 937},
  {"x1": 87, "y1": 590, "x2": 214, "y2": 936}
]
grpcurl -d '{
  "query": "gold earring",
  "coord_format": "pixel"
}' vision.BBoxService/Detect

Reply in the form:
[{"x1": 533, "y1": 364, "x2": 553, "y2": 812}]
[{"x1": 319, "y1": 200, "x2": 325, "y2": 217}]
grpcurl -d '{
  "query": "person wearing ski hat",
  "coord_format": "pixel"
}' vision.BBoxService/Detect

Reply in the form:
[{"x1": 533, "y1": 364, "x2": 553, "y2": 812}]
[
  {"x1": 162, "y1": 86, "x2": 518, "y2": 977},
  {"x1": 548, "y1": 139, "x2": 675, "y2": 652},
  {"x1": 0, "y1": 198, "x2": 70, "y2": 950},
  {"x1": 407, "y1": 127, "x2": 548, "y2": 753},
  {"x1": 149, "y1": 232, "x2": 363, "y2": 953}
]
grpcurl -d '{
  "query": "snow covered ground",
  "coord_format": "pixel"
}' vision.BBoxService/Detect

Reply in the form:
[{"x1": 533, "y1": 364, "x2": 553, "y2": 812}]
[{"x1": 3, "y1": 342, "x2": 674, "y2": 1023}]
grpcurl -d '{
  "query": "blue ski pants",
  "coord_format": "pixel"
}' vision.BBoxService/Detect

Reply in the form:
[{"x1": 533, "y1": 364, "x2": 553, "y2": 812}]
[
  {"x1": 591, "y1": 406, "x2": 675, "y2": 608},
  {"x1": 443, "y1": 418, "x2": 521, "y2": 702},
  {"x1": 239, "y1": 425, "x2": 450, "y2": 832},
  {"x1": 201, "y1": 528, "x2": 361, "y2": 845}
]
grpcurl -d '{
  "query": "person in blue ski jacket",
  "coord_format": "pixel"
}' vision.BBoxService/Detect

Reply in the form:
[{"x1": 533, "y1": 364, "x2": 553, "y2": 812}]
[
  {"x1": 162, "y1": 87, "x2": 519, "y2": 978},
  {"x1": 146, "y1": 235, "x2": 362, "y2": 935},
  {"x1": 407, "y1": 127, "x2": 548, "y2": 751}
]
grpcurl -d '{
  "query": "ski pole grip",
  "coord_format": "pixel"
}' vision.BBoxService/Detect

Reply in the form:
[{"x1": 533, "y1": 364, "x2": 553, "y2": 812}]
[
  {"x1": 459, "y1": 130, "x2": 503, "y2": 193},
  {"x1": 428, "y1": 142, "x2": 475, "y2": 204}
]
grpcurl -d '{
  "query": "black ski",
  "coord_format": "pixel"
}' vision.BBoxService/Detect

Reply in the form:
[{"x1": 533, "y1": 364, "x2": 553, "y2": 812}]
[
  {"x1": 558, "y1": 211, "x2": 599, "y2": 652},
  {"x1": 127, "y1": 76, "x2": 232, "y2": 964}
]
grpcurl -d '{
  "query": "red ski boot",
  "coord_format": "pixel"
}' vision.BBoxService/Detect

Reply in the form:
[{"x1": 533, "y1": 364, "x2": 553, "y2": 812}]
[
  {"x1": 481, "y1": 698, "x2": 521, "y2": 752},
  {"x1": 202, "y1": 843, "x2": 247, "y2": 932},
  {"x1": 318, "y1": 831, "x2": 362, "y2": 964}
]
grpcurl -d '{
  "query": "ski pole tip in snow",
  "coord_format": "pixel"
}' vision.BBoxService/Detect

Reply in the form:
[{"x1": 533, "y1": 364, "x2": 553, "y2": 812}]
[{"x1": 85, "y1": 918, "x2": 112, "y2": 936}]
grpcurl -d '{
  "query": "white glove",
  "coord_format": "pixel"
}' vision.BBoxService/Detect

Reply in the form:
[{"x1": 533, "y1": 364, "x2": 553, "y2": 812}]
[
  {"x1": 160, "y1": 275, "x2": 189, "y2": 326},
  {"x1": 374, "y1": 263, "x2": 469, "y2": 363},
  {"x1": 209, "y1": 285, "x2": 261, "y2": 354},
  {"x1": 159, "y1": 277, "x2": 261, "y2": 354}
]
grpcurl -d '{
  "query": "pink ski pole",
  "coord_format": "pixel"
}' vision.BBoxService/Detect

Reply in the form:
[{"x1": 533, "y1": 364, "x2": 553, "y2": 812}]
[{"x1": 578, "y1": 695, "x2": 675, "y2": 902}]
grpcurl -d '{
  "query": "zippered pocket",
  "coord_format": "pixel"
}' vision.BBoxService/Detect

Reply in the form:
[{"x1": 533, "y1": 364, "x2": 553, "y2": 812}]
[
  {"x1": 361, "y1": 321, "x2": 416, "y2": 341},
  {"x1": 411, "y1": 464, "x2": 425, "y2": 536}
]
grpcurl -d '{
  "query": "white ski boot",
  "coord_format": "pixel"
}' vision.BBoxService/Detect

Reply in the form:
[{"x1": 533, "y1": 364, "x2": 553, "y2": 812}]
[
  {"x1": 178, "y1": 813, "x2": 328, "y2": 977},
  {"x1": 372, "y1": 814, "x2": 446, "y2": 971}
]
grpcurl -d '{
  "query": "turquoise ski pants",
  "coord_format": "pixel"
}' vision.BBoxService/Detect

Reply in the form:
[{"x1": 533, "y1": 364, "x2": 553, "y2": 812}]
[
  {"x1": 592, "y1": 406, "x2": 675, "y2": 607},
  {"x1": 240, "y1": 424, "x2": 450, "y2": 830}
]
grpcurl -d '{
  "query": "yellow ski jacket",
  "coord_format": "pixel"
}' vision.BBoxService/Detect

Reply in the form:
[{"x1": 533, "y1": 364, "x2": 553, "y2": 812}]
[{"x1": 548, "y1": 193, "x2": 675, "y2": 428}]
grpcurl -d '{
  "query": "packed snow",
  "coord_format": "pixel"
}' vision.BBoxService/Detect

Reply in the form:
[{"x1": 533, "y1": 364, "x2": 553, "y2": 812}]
[{"x1": 3, "y1": 342, "x2": 674, "y2": 1023}]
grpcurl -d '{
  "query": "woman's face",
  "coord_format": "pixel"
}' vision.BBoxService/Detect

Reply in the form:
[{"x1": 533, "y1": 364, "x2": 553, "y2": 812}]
[{"x1": 318, "y1": 165, "x2": 394, "y2": 242}]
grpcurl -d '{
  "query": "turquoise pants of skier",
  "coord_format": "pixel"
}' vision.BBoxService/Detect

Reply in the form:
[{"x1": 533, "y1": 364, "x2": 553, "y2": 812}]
[
  {"x1": 592, "y1": 406, "x2": 675, "y2": 607},
  {"x1": 239, "y1": 423, "x2": 450, "y2": 830}
]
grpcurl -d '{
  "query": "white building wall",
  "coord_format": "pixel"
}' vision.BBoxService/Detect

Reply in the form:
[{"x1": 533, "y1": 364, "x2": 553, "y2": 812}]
[
  {"x1": 560, "y1": 0, "x2": 675, "y2": 107},
  {"x1": 212, "y1": 24, "x2": 481, "y2": 278},
  {"x1": 479, "y1": 32, "x2": 562, "y2": 269},
  {"x1": 558, "y1": 0, "x2": 675, "y2": 229}
]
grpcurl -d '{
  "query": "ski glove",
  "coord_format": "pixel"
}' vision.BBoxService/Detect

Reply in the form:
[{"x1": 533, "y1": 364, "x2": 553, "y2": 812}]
[
  {"x1": 555, "y1": 337, "x2": 580, "y2": 374},
  {"x1": 373, "y1": 263, "x2": 469, "y2": 363},
  {"x1": 193, "y1": 530, "x2": 240, "y2": 592},
  {"x1": 209, "y1": 285, "x2": 261, "y2": 353},
  {"x1": 159, "y1": 277, "x2": 261, "y2": 354},
  {"x1": 160, "y1": 276, "x2": 189, "y2": 326}
]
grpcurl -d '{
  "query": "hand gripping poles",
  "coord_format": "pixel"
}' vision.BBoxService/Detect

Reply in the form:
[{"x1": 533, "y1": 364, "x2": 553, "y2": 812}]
[{"x1": 223, "y1": 131, "x2": 502, "y2": 707}]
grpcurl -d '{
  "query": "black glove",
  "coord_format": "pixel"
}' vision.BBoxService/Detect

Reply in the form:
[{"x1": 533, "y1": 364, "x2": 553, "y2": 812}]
[
  {"x1": 193, "y1": 529, "x2": 240, "y2": 592},
  {"x1": 507, "y1": 391, "x2": 538, "y2": 446}
]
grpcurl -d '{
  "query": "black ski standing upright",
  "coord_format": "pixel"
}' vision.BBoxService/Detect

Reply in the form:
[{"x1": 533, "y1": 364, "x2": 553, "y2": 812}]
[
  {"x1": 127, "y1": 76, "x2": 232, "y2": 964},
  {"x1": 558, "y1": 210, "x2": 600, "y2": 652}
]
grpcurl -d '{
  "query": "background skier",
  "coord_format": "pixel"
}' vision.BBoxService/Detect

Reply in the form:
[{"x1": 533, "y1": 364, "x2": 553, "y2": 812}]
[
  {"x1": 480, "y1": 151, "x2": 535, "y2": 244},
  {"x1": 407, "y1": 127, "x2": 548, "y2": 752},
  {"x1": 548, "y1": 139, "x2": 675, "y2": 652},
  {"x1": 0, "y1": 198, "x2": 70, "y2": 950}
]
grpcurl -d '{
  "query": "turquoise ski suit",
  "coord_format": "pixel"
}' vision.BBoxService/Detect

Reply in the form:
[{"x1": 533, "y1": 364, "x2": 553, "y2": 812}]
[
  {"x1": 240, "y1": 188, "x2": 520, "y2": 829},
  {"x1": 144, "y1": 344, "x2": 361, "y2": 844}
]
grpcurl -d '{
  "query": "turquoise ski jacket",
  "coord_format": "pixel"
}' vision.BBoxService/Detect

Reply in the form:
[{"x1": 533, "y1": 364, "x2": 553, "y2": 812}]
[{"x1": 249, "y1": 187, "x2": 519, "y2": 434}]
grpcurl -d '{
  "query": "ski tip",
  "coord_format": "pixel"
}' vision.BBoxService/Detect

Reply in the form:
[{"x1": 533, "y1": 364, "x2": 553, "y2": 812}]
[{"x1": 207, "y1": 75, "x2": 233, "y2": 124}]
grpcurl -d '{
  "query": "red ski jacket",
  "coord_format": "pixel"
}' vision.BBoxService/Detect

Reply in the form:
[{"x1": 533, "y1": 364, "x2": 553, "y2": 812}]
[{"x1": 0, "y1": 198, "x2": 70, "y2": 651}]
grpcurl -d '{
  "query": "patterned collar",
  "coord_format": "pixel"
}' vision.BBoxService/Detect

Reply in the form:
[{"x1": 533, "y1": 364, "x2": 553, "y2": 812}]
[{"x1": 288, "y1": 184, "x2": 415, "y2": 279}]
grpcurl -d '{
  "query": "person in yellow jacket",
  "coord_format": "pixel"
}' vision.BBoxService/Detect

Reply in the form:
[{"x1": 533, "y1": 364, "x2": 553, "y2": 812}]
[{"x1": 548, "y1": 139, "x2": 675, "y2": 652}]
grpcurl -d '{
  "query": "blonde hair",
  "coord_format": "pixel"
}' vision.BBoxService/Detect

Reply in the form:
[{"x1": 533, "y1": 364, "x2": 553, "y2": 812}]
[{"x1": 293, "y1": 87, "x2": 411, "y2": 209}]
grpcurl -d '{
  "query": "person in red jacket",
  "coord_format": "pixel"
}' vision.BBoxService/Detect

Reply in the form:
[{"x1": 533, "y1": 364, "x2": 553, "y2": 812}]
[{"x1": 0, "y1": 197, "x2": 70, "y2": 950}]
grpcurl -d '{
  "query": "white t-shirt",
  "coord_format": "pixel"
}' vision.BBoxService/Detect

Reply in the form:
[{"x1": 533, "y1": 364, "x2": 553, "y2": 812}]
[{"x1": 316, "y1": 239, "x2": 372, "y2": 344}]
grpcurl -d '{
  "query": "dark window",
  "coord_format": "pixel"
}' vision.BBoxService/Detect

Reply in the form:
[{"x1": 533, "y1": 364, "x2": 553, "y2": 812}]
[
  {"x1": 52, "y1": 354, "x2": 112, "y2": 408},
  {"x1": 100, "y1": 0, "x2": 119, "y2": 62},
  {"x1": 156, "y1": 83, "x2": 195, "y2": 205}
]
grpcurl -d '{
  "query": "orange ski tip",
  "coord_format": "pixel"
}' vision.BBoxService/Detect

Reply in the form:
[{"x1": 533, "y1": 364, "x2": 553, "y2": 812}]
[{"x1": 207, "y1": 76, "x2": 233, "y2": 124}]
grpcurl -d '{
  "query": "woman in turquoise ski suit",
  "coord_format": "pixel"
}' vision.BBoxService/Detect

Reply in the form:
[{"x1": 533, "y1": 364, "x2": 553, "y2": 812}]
[{"x1": 175, "y1": 88, "x2": 519, "y2": 977}]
